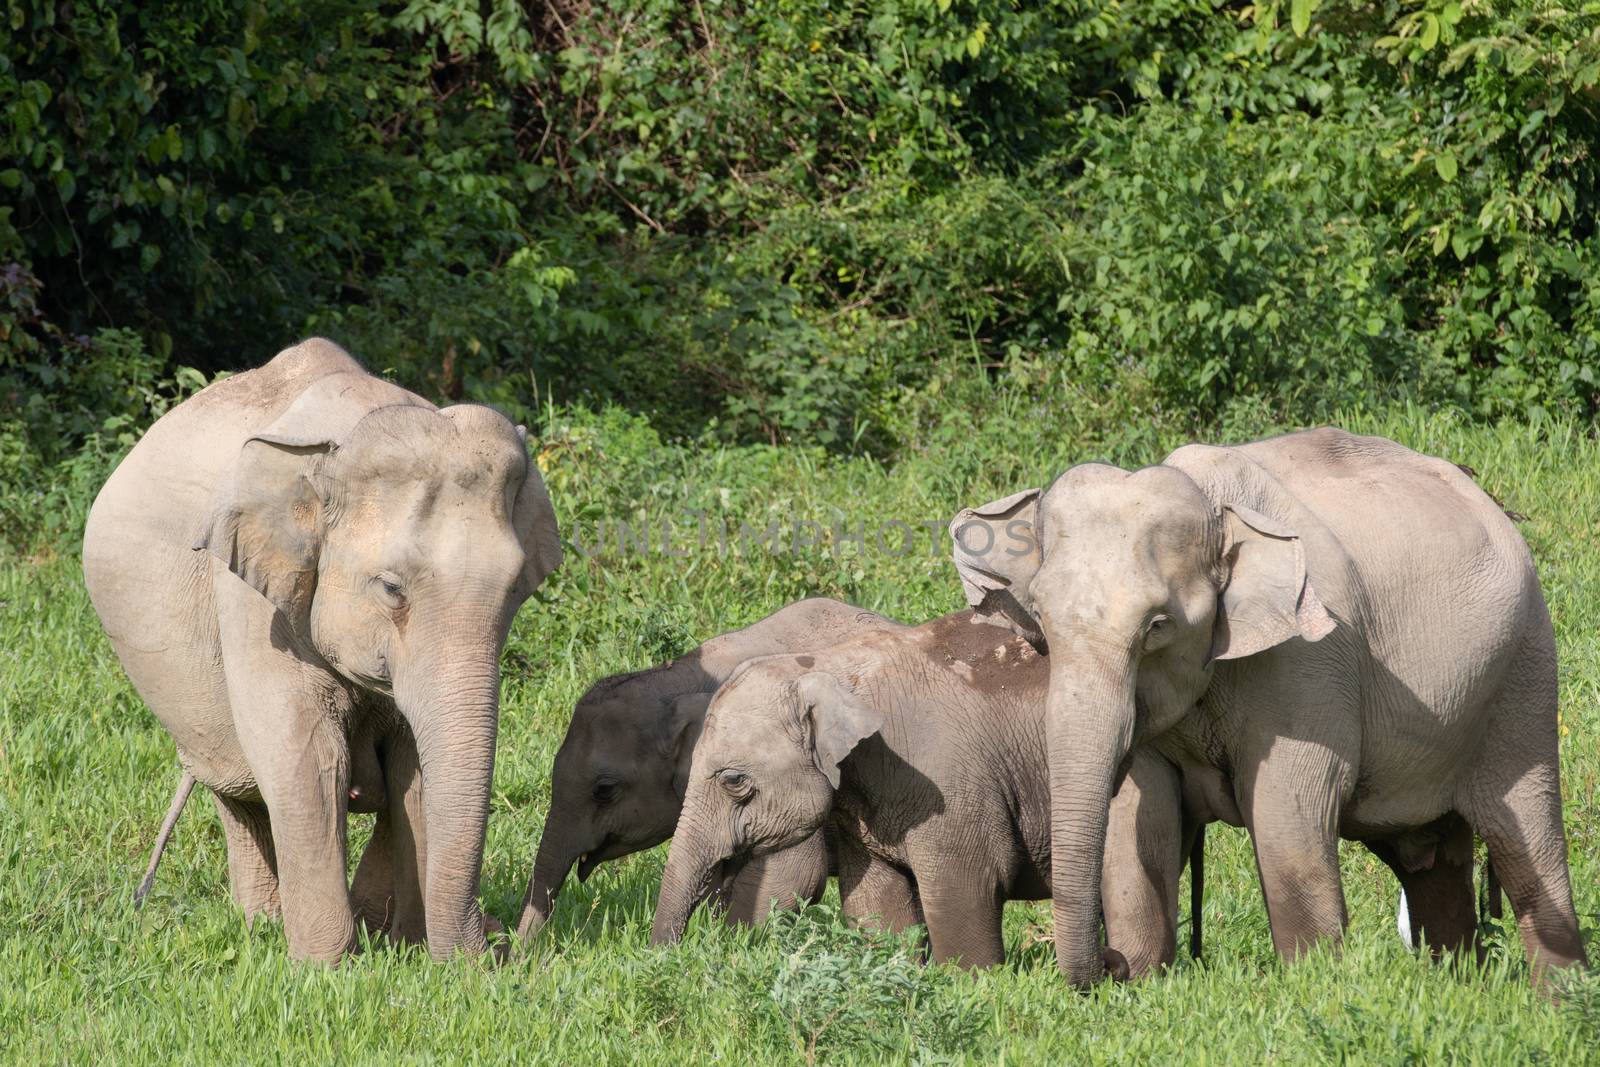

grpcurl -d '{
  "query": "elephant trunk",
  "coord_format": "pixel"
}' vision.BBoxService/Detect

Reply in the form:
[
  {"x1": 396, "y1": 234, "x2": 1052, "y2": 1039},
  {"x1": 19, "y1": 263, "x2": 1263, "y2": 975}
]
[
  {"x1": 1048, "y1": 641, "x2": 1138, "y2": 986},
  {"x1": 517, "y1": 820, "x2": 579, "y2": 939},
  {"x1": 398, "y1": 652, "x2": 501, "y2": 961},
  {"x1": 651, "y1": 813, "x2": 726, "y2": 945}
]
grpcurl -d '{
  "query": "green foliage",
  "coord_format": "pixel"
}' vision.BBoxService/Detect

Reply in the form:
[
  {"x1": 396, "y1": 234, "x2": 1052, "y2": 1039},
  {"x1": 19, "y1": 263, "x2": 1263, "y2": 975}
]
[
  {"x1": 1050, "y1": 105, "x2": 1413, "y2": 415},
  {"x1": 1, "y1": 265, "x2": 163, "y2": 461},
  {"x1": 1557, "y1": 965, "x2": 1600, "y2": 1046},
  {"x1": 0, "y1": 263, "x2": 214, "y2": 547},
  {"x1": 2, "y1": 0, "x2": 390, "y2": 348},
  {"x1": 765, "y1": 908, "x2": 982, "y2": 1060},
  {"x1": 3, "y1": 0, "x2": 1599, "y2": 469}
]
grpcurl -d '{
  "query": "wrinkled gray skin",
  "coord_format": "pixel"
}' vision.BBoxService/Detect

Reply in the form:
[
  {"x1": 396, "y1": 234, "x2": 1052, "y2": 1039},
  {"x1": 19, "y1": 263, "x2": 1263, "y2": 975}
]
[
  {"x1": 518, "y1": 598, "x2": 895, "y2": 939},
  {"x1": 652, "y1": 611, "x2": 1191, "y2": 974},
  {"x1": 83, "y1": 339, "x2": 561, "y2": 962},
  {"x1": 951, "y1": 427, "x2": 1586, "y2": 986}
]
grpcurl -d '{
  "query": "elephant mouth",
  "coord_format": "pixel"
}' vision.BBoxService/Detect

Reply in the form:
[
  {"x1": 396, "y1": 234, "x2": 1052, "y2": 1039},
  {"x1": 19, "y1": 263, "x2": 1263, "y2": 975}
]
[
  {"x1": 576, "y1": 850, "x2": 601, "y2": 882},
  {"x1": 653, "y1": 849, "x2": 754, "y2": 944},
  {"x1": 576, "y1": 834, "x2": 620, "y2": 882},
  {"x1": 698, "y1": 854, "x2": 750, "y2": 913},
  {"x1": 330, "y1": 655, "x2": 393, "y2": 696}
]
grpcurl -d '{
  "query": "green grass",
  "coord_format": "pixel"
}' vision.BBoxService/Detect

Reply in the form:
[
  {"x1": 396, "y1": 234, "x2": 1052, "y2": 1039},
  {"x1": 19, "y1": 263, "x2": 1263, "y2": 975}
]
[{"x1": 1, "y1": 401, "x2": 1597, "y2": 1064}]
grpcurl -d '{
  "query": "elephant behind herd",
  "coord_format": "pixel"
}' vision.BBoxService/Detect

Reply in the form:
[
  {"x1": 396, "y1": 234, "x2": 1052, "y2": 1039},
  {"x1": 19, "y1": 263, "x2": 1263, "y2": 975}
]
[{"x1": 85, "y1": 340, "x2": 1587, "y2": 992}]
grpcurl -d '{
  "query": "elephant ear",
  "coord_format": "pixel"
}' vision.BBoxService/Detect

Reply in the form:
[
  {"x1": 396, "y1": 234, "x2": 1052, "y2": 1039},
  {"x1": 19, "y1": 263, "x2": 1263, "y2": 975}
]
[
  {"x1": 193, "y1": 420, "x2": 341, "y2": 636},
  {"x1": 1211, "y1": 505, "x2": 1336, "y2": 662},
  {"x1": 512, "y1": 425, "x2": 563, "y2": 598},
  {"x1": 794, "y1": 672, "x2": 883, "y2": 789},
  {"x1": 948, "y1": 488, "x2": 1043, "y2": 644},
  {"x1": 666, "y1": 692, "x2": 712, "y2": 799}
]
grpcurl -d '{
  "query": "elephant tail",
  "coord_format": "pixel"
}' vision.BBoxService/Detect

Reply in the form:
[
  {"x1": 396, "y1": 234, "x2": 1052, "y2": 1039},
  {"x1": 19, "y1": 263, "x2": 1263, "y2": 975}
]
[
  {"x1": 1188, "y1": 824, "x2": 1205, "y2": 960},
  {"x1": 135, "y1": 768, "x2": 197, "y2": 908}
]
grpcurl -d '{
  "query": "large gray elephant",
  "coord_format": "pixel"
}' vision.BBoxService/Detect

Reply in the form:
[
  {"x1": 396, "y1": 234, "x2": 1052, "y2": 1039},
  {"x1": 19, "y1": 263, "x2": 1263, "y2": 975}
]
[
  {"x1": 651, "y1": 611, "x2": 1194, "y2": 974},
  {"x1": 950, "y1": 427, "x2": 1586, "y2": 986},
  {"x1": 517, "y1": 598, "x2": 895, "y2": 938},
  {"x1": 82, "y1": 338, "x2": 561, "y2": 962}
]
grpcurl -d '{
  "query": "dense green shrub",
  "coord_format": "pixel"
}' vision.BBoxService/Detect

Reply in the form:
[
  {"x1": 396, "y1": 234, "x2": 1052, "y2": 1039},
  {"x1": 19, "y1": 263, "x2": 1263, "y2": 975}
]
[
  {"x1": 0, "y1": 264, "x2": 207, "y2": 546},
  {"x1": 3, "y1": 0, "x2": 392, "y2": 350},
  {"x1": 2, "y1": 0, "x2": 1597, "y2": 478}
]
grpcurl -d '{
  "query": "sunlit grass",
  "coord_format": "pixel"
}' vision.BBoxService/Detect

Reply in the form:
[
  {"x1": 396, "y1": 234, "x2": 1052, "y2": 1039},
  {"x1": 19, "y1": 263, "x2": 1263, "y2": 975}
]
[{"x1": 1, "y1": 402, "x2": 1595, "y2": 1063}]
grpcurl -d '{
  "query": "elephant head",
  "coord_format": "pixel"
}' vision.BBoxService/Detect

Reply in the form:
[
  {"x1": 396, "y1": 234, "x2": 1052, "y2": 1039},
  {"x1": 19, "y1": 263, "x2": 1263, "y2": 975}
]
[
  {"x1": 650, "y1": 660, "x2": 879, "y2": 944},
  {"x1": 197, "y1": 365, "x2": 561, "y2": 959},
  {"x1": 517, "y1": 683, "x2": 709, "y2": 938},
  {"x1": 950, "y1": 464, "x2": 1332, "y2": 983}
]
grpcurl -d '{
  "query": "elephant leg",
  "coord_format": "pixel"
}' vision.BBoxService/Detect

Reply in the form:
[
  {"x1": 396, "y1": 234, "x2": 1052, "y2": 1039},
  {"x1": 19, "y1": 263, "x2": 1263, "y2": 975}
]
[
  {"x1": 835, "y1": 832, "x2": 922, "y2": 935},
  {"x1": 1463, "y1": 788, "x2": 1586, "y2": 983},
  {"x1": 249, "y1": 726, "x2": 356, "y2": 961},
  {"x1": 216, "y1": 575, "x2": 357, "y2": 962},
  {"x1": 1101, "y1": 751, "x2": 1182, "y2": 980},
  {"x1": 723, "y1": 829, "x2": 829, "y2": 926},
  {"x1": 1242, "y1": 742, "x2": 1349, "y2": 962},
  {"x1": 1366, "y1": 815, "x2": 1479, "y2": 962},
  {"x1": 1457, "y1": 688, "x2": 1586, "y2": 983},
  {"x1": 350, "y1": 815, "x2": 397, "y2": 936},
  {"x1": 1182, "y1": 817, "x2": 1206, "y2": 960},
  {"x1": 230, "y1": 689, "x2": 357, "y2": 960},
  {"x1": 351, "y1": 727, "x2": 429, "y2": 945},
  {"x1": 918, "y1": 877, "x2": 1004, "y2": 970},
  {"x1": 349, "y1": 723, "x2": 404, "y2": 935},
  {"x1": 213, "y1": 794, "x2": 280, "y2": 921}
]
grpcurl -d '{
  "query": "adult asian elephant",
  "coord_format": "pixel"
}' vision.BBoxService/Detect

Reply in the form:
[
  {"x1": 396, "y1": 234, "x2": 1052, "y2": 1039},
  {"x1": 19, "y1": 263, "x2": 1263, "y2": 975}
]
[
  {"x1": 517, "y1": 598, "x2": 895, "y2": 938},
  {"x1": 82, "y1": 338, "x2": 561, "y2": 962},
  {"x1": 950, "y1": 427, "x2": 1585, "y2": 987}
]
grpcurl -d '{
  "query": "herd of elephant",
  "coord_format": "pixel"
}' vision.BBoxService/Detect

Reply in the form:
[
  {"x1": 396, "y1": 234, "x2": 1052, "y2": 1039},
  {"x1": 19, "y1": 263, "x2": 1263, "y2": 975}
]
[{"x1": 81, "y1": 339, "x2": 1589, "y2": 990}]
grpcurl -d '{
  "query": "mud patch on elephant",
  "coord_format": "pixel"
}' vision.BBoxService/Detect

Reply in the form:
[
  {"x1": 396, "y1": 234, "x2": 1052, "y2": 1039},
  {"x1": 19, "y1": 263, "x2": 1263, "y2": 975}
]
[{"x1": 914, "y1": 610, "x2": 1047, "y2": 694}]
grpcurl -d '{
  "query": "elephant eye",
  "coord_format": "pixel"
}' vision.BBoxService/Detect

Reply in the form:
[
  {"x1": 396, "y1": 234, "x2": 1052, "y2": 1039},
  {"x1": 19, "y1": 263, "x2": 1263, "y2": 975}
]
[
  {"x1": 1143, "y1": 614, "x2": 1174, "y2": 651},
  {"x1": 717, "y1": 770, "x2": 754, "y2": 802},
  {"x1": 592, "y1": 780, "x2": 620, "y2": 806},
  {"x1": 373, "y1": 573, "x2": 406, "y2": 609}
]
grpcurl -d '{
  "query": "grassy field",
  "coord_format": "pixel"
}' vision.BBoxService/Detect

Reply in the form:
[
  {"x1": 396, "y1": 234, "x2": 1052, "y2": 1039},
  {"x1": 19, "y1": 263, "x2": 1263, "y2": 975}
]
[{"x1": 1, "y1": 399, "x2": 1597, "y2": 1064}]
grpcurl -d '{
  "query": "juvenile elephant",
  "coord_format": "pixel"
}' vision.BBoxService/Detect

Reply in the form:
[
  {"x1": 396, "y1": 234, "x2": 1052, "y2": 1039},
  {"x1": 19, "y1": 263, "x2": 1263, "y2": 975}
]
[
  {"x1": 950, "y1": 427, "x2": 1586, "y2": 985},
  {"x1": 517, "y1": 598, "x2": 896, "y2": 938},
  {"x1": 651, "y1": 611, "x2": 1193, "y2": 974},
  {"x1": 82, "y1": 339, "x2": 561, "y2": 962}
]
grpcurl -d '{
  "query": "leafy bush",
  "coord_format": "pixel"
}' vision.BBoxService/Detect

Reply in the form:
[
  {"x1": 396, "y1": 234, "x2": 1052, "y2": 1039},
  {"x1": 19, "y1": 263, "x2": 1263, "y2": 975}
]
[
  {"x1": 3, "y1": 0, "x2": 1597, "y2": 480},
  {"x1": 1051, "y1": 105, "x2": 1415, "y2": 417},
  {"x1": 0, "y1": 263, "x2": 207, "y2": 548},
  {"x1": 2, "y1": 0, "x2": 392, "y2": 353}
]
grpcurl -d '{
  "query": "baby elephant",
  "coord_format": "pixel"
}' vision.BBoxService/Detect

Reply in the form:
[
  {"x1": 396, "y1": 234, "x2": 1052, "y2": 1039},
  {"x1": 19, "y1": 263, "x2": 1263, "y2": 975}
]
[
  {"x1": 651, "y1": 611, "x2": 1194, "y2": 974},
  {"x1": 517, "y1": 598, "x2": 897, "y2": 938}
]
